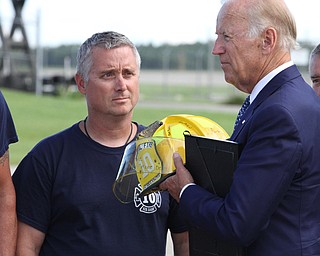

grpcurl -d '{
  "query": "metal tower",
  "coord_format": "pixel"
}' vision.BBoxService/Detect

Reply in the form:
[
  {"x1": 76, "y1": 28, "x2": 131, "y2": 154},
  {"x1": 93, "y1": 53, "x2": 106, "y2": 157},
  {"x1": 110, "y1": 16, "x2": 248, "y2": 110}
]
[{"x1": 0, "y1": 0, "x2": 36, "y2": 91}]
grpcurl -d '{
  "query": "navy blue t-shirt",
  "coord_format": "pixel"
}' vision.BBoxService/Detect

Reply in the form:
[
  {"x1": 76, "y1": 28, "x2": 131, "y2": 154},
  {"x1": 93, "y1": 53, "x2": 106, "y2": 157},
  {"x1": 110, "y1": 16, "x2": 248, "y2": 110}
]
[
  {"x1": 13, "y1": 122, "x2": 187, "y2": 256},
  {"x1": 0, "y1": 91, "x2": 18, "y2": 156}
]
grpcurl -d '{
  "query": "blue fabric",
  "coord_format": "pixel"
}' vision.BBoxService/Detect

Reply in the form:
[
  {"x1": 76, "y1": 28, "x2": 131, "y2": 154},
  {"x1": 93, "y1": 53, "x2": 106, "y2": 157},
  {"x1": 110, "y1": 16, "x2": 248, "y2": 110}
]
[
  {"x1": 0, "y1": 91, "x2": 18, "y2": 157},
  {"x1": 181, "y1": 65, "x2": 320, "y2": 255},
  {"x1": 13, "y1": 122, "x2": 187, "y2": 256}
]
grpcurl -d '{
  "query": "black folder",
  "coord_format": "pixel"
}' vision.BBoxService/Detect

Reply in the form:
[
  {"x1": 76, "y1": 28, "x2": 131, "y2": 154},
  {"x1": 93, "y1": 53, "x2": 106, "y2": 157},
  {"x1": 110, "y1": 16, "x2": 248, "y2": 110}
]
[{"x1": 184, "y1": 132, "x2": 246, "y2": 256}]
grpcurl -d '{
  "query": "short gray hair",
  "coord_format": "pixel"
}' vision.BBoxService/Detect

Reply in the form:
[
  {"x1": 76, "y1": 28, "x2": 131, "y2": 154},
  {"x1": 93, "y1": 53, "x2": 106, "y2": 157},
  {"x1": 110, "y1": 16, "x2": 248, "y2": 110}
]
[
  {"x1": 311, "y1": 44, "x2": 320, "y2": 58},
  {"x1": 76, "y1": 31, "x2": 141, "y2": 82}
]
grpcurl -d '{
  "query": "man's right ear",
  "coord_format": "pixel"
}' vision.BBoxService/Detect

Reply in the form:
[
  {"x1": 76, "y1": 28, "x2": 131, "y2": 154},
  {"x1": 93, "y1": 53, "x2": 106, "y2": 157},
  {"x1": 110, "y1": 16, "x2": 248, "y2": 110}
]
[{"x1": 75, "y1": 73, "x2": 86, "y2": 94}]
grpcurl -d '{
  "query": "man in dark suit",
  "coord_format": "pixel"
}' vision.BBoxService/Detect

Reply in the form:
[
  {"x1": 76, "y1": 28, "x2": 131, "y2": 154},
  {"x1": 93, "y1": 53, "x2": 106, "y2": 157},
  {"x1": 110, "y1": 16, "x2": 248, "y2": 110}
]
[{"x1": 160, "y1": 0, "x2": 320, "y2": 254}]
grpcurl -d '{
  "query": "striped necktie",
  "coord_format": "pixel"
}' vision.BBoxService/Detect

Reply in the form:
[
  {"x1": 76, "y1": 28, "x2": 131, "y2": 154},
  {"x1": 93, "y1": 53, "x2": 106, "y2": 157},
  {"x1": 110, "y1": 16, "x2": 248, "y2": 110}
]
[{"x1": 234, "y1": 95, "x2": 250, "y2": 129}]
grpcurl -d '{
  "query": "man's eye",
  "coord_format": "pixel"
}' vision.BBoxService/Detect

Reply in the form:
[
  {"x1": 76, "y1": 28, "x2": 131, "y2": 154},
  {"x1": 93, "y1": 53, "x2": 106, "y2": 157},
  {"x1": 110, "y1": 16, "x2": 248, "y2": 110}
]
[
  {"x1": 123, "y1": 71, "x2": 135, "y2": 78},
  {"x1": 103, "y1": 72, "x2": 114, "y2": 78},
  {"x1": 223, "y1": 34, "x2": 231, "y2": 41},
  {"x1": 312, "y1": 78, "x2": 320, "y2": 86}
]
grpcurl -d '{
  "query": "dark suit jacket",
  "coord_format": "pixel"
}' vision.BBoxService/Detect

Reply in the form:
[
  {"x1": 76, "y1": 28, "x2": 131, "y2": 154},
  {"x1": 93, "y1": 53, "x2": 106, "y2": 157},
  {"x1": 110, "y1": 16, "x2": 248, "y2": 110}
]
[{"x1": 181, "y1": 65, "x2": 320, "y2": 255}]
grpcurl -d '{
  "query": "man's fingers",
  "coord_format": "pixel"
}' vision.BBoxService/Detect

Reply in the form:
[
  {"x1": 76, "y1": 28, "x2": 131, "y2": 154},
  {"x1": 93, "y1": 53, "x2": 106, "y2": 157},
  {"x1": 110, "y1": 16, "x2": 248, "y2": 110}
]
[
  {"x1": 159, "y1": 152, "x2": 193, "y2": 202},
  {"x1": 173, "y1": 152, "x2": 184, "y2": 170},
  {"x1": 173, "y1": 152, "x2": 194, "y2": 184}
]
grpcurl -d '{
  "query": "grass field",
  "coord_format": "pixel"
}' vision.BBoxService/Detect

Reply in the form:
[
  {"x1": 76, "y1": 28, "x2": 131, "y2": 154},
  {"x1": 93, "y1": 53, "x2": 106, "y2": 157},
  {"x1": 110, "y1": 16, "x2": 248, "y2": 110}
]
[{"x1": 2, "y1": 85, "x2": 238, "y2": 165}]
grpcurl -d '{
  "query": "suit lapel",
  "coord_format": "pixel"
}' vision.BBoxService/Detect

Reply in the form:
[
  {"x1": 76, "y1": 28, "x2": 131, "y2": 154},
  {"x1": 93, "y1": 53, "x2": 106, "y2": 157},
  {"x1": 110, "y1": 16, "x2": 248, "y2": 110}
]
[{"x1": 230, "y1": 65, "x2": 301, "y2": 141}]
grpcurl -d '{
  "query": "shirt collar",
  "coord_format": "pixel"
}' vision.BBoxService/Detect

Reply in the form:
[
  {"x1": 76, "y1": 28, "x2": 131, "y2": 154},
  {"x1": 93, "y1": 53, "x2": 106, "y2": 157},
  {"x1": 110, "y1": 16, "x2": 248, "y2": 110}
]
[{"x1": 250, "y1": 61, "x2": 294, "y2": 103}]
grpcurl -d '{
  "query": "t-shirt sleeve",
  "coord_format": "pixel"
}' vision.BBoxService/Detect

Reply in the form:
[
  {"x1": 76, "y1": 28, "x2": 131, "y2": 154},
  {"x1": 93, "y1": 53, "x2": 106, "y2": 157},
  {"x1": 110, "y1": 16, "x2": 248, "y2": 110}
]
[
  {"x1": 12, "y1": 152, "x2": 52, "y2": 233},
  {"x1": 0, "y1": 91, "x2": 18, "y2": 157},
  {"x1": 167, "y1": 195, "x2": 188, "y2": 233}
]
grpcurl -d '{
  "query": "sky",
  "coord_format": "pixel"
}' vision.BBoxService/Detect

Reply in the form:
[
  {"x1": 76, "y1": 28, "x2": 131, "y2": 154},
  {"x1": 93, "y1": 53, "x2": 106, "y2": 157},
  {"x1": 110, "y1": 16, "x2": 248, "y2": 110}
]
[{"x1": 0, "y1": 0, "x2": 319, "y2": 48}]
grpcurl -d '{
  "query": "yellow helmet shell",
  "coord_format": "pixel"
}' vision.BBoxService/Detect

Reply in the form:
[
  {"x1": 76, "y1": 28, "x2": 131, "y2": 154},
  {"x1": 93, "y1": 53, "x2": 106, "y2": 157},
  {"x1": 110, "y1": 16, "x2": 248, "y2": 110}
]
[
  {"x1": 152, "y1": 114, "x2": 229, "y2": 179},
  {"x1": 153, "y1": 114, "x2": 229, "y2": 139}
]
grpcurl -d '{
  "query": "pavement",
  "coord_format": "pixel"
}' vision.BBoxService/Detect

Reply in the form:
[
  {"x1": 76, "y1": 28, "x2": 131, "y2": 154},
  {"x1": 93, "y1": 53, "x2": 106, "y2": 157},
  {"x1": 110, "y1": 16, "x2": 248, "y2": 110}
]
[{"x1": 166, "y1": 235, "x2": 174, "y2": 255}]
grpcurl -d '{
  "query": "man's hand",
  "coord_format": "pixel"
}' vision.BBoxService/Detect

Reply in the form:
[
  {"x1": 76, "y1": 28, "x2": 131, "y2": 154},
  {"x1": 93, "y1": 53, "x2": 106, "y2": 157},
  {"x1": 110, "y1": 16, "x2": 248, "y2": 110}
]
[{"x1": 159, "y1": 152, "x2": 194, "y2": 202}]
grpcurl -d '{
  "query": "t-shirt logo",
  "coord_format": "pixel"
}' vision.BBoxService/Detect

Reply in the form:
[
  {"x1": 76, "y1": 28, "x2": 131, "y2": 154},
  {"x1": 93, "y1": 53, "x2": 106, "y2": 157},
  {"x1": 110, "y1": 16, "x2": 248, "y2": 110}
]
[{"x1": 134, "y1": 185, "x2": 162, "y2": 214}]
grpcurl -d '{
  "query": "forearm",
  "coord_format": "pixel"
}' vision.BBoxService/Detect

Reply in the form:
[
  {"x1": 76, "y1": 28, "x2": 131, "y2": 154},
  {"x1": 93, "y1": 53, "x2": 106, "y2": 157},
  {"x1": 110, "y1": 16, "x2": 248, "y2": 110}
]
[
  {"x1": 0, "y1": 192, "x2": 17, "y2": 256},
  {"x1": 15, "y1": 221, "x2": 45, "y2": 256},
  {"x1": 15, "y1": 247, "x2": 39, "y2": 256},
  {"x1": 171, "y1": 231, "x2": 189, "y2": 256}
]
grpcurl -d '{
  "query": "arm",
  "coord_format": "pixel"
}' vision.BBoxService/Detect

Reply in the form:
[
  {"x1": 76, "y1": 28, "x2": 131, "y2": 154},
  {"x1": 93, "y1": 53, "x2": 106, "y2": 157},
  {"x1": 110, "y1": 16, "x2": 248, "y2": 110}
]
[
  {"x1": 16, "y1": 221, "x2": 45, "y2": 256},
  {"x1": 0, "y1": 150, "x2": 16, "y2": 256},
  {"x1": 171, "y1": 231, "x2": 189, "y2": 256},
  {"x1": 163, "y1": 105, "x2": 302, "y2": 245}
]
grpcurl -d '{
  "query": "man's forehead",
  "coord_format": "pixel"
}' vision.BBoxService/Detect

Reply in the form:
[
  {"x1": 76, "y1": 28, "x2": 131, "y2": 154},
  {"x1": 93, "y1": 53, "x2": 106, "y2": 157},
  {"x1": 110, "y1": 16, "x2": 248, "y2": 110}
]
[
  {"x1": 216, "y1": 9, "x2": 248, "y2": 34},
  {"x1": 310, "y1": 55, "x2": 320, "y2": 70},
  {"x1": 217, "y1": 2, "x2": 247, "y2": 26}
]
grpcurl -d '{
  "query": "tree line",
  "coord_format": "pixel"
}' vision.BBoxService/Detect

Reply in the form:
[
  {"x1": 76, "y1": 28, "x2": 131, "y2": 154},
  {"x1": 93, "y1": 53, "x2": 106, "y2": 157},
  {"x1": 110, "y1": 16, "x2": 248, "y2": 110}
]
[
  {"x1": 42, "y1": 40, "x2": 315, "y2": 71},
  {"x1": 43, "y1": 41, "x2": 222, "y2": 71}
]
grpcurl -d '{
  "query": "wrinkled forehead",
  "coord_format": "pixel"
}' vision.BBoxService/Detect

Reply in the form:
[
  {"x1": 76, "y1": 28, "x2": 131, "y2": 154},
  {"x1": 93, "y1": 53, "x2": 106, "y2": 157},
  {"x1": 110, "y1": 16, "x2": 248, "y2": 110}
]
[
  {"x1": 310, "y1": 55, "x2": 320, "y2": 72},
  {"x1": 216, "y1": 3, "x2": 248, "y2": 32}
]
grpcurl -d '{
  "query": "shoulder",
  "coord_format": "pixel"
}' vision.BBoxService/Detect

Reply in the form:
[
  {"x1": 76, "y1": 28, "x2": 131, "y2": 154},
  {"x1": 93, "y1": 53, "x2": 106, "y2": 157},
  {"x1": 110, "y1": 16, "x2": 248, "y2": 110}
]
[
  {"x1": 0, "y1": 91, "x2": 12, "y2": 116},
  {"x1": 0, "y1": 91, "x2": 18, "y2": 155},
  {"x1": 0, "y1": 90, "x2": 6, "y2": 105},
  {"x1": 30, "y1": 123, "x2": 79, "y2": 153}
]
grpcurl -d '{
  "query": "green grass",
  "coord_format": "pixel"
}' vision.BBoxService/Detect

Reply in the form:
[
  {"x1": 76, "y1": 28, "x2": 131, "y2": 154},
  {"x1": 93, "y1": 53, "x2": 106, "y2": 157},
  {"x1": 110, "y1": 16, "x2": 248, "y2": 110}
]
[
  {"x1": 139, "y1": 83, "x2": 241, "y2": 103},
  {"x1": 2, "y1": 86, "x2": 237, "y2": 165}
]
